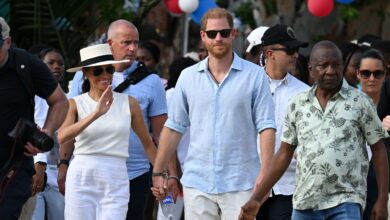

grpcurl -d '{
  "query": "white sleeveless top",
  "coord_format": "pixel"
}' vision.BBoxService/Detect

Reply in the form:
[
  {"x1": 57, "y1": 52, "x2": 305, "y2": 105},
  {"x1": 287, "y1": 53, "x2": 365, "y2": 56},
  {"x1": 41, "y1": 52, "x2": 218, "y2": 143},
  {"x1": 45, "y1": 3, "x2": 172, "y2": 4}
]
[{"x1": 73, "y1": 92, "x2": 131, "y2": 158}]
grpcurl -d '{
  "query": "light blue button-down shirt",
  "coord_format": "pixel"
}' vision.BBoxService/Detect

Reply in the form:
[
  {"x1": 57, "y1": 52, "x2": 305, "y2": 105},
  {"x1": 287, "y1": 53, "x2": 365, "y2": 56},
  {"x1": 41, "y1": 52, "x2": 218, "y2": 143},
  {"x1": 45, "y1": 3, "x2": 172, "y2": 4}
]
[
  {"x1": 120, "y1": 62, "x2": 167, "y2": 179},
  {"x1": 166, "y1": 53, "x2": 276, "y2": 193}
]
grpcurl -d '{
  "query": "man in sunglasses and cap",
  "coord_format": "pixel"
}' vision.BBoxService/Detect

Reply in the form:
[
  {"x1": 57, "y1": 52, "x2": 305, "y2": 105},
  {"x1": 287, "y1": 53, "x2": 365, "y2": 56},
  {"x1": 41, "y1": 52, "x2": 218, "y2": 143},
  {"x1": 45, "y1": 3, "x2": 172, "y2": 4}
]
[
  {"x1": 240, "y1": 41, "x2": 389, "y2": 220},
  {"x1": 152, "y1": 8, "x2": 276, "y2": 220},
  {"x1": 255, "y1": 24, "x2": 310, "y2": 220},
  {"x1": 0, "y1": 17, "x2": 68, "y2": 219}
]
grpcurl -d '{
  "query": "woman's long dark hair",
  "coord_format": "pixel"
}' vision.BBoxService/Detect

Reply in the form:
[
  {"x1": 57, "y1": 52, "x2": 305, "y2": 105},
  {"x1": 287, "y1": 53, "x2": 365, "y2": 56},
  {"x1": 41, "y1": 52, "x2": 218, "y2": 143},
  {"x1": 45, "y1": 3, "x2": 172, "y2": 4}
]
[
  {"x1": 359, "y1": 49, "x2": 385, "y2": 68},
  {"x1": 81, "y1": 67, "x2": 91, "y2": 93}
]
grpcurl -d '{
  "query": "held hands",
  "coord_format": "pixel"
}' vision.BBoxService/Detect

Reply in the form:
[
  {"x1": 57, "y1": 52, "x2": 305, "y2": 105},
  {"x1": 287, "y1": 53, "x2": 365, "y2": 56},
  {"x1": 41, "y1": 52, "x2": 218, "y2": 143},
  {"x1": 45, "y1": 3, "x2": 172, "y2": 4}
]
[
  {"x1": 151, "y1": 172, "x2": 168, "y2": 201},
  {"x1": 151, "y1": 175, "x2": 181, "y2": 203},
  {"x1": 94, "y1": 86, "x2": 114, "y2": 117},
  {"x1": 167, "y1": 177, "x2": 180, "y2": 203}
]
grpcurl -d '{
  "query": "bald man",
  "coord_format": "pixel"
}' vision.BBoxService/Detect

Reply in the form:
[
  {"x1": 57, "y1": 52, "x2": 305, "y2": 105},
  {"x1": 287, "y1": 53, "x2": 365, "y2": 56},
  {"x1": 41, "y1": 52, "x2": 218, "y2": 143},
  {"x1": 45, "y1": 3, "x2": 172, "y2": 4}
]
[{"x1": 239, "y1": 41, "x2": 389, "y2": 220}]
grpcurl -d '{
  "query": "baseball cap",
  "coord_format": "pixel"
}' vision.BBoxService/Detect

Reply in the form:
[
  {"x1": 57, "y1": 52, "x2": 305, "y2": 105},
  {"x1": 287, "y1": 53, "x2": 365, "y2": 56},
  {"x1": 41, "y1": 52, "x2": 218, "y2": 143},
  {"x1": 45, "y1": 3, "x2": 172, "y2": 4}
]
[
  {"x1": 261, "y1": 24, "x2": 308, "y2": 49},
  {"x1": 246, "y1": 26, "x2": 269, "y2": 53},
  {"x1": 0, "y1": 17, "x2": 10, "y2": 47}
]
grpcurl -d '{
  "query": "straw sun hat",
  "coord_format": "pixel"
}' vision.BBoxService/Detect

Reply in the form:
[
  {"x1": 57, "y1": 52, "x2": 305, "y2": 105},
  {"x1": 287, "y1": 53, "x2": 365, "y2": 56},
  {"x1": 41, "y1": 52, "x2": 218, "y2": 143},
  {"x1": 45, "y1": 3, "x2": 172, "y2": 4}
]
[{"x1": 67, "y1": 43, "x2": 129, "y2": 72}]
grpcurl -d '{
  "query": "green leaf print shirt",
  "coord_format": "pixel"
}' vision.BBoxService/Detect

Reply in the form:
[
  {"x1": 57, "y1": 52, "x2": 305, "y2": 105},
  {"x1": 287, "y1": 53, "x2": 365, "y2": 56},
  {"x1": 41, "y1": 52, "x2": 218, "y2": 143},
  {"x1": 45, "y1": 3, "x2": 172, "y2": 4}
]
[{"x1": 282, "y1": 79, "x2": 388, "y2": 210}]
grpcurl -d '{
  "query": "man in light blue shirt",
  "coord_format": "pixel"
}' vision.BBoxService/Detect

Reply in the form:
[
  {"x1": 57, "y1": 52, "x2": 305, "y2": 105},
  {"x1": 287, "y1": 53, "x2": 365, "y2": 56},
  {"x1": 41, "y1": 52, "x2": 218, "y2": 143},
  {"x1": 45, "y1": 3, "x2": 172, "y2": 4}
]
[{"x1": 152, "y1": 8, "x2": 276, "y2": 220}]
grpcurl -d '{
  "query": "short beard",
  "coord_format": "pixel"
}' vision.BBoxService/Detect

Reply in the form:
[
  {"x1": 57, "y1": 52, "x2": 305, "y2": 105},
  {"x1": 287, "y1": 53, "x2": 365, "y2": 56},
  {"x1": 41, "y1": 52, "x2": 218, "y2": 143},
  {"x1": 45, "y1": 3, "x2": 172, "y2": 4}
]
[{"x1": 206, "y1": 43, "x2": 231, "y2": 59}]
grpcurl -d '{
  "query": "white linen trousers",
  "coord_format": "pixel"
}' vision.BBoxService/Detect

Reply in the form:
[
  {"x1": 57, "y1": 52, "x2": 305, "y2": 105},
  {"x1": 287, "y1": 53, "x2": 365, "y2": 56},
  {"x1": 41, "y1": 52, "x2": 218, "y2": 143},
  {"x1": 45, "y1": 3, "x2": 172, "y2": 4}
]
[{"x1": 64, "y1": 155, "x2": 129, "y2": 220}]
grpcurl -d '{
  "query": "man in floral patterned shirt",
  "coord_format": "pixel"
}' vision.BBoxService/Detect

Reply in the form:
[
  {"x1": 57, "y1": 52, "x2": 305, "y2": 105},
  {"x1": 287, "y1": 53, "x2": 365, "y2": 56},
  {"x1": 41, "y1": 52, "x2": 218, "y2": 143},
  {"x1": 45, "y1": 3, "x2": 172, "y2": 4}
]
[{"x1": 239, "y1": 41, "x2": 389, "y2": 220}]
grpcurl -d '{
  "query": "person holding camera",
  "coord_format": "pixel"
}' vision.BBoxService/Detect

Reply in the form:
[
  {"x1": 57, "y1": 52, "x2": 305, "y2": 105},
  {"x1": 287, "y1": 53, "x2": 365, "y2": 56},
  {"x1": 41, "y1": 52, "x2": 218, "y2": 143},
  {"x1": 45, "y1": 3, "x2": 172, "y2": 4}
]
[
  {"x1": 58, "y1": 43, "x2": 157, "y2": 220},
  {"x1": 0, "y1": 17, "x2": 69, "y2": 220}
]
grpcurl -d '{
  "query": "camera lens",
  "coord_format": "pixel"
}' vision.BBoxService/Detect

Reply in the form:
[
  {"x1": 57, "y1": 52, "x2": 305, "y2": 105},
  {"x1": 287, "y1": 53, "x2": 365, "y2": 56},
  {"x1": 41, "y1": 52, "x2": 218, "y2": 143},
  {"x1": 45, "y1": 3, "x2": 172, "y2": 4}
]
[{"x1": 30, "y1": 130, "x2": 54, "y2": 152}]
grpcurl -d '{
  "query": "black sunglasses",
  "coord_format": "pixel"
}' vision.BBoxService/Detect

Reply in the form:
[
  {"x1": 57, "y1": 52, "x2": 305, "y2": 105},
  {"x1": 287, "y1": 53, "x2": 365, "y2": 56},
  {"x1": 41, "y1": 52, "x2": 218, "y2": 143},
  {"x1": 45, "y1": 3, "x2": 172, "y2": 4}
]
[
  {"x1": 271, "y1": 47, "x2": 299, "y2": 56},
  {"x1": 90, "y1": 65, "x2": 115, "y2": 76},
  {"x1": 205, "y1": 29, "x2": 232, "y2": 39},
  {"x1": 359, "y1": 70, "x2": 385, "y2": 79}
]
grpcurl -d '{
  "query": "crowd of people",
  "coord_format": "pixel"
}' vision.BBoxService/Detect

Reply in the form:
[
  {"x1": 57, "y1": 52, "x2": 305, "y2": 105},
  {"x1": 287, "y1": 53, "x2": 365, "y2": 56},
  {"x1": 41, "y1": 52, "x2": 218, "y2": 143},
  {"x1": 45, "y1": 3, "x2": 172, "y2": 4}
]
[{"x1": 1, "y1": 6, "x2": 390, "y2": 220}]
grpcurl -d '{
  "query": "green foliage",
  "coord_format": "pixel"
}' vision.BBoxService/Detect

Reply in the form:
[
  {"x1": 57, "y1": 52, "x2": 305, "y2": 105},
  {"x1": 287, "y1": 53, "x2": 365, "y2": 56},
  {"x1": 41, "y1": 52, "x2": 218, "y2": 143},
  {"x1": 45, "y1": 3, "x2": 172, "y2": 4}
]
[
  {"x1": 338, "y1": 4, "x2": 358, "y2": 20},
  {"x1": 5, "y1": 0, "x2": 160, "y2": 73},
  {"x1": 215, "y1": 0, "x2": 229, "y2": 8},
  {"x1": 264, "y1": 0, "x2": 277, "y2": 16},
  {"x1": 100, "y1": 0, "x2": 160, "y2": 27},
  {"x1": 234, "y1": 1, "x2": 255, "y2": 28}
]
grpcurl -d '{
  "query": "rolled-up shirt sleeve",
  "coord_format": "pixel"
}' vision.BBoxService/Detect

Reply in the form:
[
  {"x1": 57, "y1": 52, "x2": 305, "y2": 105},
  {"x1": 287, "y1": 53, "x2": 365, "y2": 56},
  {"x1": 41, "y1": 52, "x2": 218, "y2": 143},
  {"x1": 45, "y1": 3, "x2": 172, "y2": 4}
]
[
  {"x1": 253, "y1": 69, "x2": 276, "y2": 133},
  {"x1": 165, "y1": 73, "x2": 190, "y2": 134},
  {"x1": 33, "y1": 152, "x2": 47, "y2": 164}
]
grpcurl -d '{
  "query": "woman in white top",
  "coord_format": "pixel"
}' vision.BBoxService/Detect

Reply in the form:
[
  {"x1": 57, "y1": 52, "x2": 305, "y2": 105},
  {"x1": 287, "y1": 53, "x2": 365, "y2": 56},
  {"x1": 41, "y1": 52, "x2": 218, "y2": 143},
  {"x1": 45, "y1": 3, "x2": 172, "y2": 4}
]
[{"x1": 57, "y1": 44, "x2": 157, "y2": 220}]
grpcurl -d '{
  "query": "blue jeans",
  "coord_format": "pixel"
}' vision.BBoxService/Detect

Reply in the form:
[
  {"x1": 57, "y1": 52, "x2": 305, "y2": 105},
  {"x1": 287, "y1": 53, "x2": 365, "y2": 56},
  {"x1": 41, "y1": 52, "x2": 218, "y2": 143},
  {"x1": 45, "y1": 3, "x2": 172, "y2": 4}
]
[
  {"x1": 292, "y1": 203, "x2": 362, "y2": 220},
  {"x1": 31, "y1": 184, "x2": 64, "y2": 220}
]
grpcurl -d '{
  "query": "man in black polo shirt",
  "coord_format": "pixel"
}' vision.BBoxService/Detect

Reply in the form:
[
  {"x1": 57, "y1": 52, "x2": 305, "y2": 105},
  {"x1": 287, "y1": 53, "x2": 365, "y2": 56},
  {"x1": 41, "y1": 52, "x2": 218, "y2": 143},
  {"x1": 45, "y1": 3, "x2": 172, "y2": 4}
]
[{"x1": 0, "y1": 17, "x2": 68, "y2": 219}]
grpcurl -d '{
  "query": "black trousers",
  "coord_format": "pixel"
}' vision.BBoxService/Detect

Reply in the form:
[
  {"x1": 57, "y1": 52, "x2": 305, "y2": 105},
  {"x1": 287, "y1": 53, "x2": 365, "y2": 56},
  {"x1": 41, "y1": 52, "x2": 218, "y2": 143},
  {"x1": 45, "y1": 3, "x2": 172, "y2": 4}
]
[
  {"x1": 363, "y1": 161, "x2": 378, "y2": 220},
  {"x1": 0, "y1": 158, "x2": 34, "y2": 220},
  {"x1": 256, "y1": 192, "x2": 293, "y2": 220},
  {"x1": 126, "y1": 171, "x2": 151, "y2": 220}
]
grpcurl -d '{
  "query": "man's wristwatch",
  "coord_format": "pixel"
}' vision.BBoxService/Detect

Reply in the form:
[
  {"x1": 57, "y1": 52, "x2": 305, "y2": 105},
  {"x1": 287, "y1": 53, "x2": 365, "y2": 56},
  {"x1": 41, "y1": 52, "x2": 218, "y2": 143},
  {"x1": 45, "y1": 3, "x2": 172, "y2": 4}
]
[{"x1": 57, "y1": 159, "x2": 70, "y2": 168}]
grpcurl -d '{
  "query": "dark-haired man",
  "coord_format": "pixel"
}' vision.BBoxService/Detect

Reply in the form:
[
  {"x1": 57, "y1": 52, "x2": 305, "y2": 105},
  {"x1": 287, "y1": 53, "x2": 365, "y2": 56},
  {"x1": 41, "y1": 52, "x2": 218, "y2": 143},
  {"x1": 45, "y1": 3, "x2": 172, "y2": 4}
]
[{"x1": 255, "y1": 24, "x2": 310, "y2": 220}]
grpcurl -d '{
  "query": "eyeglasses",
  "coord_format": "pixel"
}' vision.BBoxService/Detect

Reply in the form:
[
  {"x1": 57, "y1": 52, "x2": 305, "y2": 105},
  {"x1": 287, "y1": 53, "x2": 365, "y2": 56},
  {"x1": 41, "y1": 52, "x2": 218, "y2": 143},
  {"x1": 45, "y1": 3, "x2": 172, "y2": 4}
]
[
  {"x1": 271, "y1": 47, "x2": 299, "y2": 56},
  {"x1": 205, "y1": 29, "x2": 232, "y2": 39},
  {"x1": 91, "y1": 65, "x2": 115, "y2": 76},
  {"x1": 359, "y1": 70, "x2": 385, "y2": 79}
]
